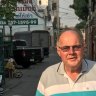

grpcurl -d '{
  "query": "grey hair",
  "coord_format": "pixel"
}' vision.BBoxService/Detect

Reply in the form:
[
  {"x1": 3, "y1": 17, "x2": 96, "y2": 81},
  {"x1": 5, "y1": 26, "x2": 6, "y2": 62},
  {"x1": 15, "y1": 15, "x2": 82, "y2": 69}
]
[{"x1": 56, "y1": 27, "x2": 84, "y2": 46}]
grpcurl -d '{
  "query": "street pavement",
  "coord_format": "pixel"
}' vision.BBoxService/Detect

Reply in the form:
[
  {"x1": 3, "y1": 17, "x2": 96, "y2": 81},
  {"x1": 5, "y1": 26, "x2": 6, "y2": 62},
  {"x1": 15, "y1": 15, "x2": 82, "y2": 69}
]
[{"x1": 3, "y1": 47, "x2": 60, "y2": 96}]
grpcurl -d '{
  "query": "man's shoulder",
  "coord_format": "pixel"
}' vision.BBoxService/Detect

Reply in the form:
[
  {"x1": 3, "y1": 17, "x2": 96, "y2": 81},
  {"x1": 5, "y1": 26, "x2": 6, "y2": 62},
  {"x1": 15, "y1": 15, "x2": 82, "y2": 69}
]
[
  {"x1": 85, "y1": 59, "x2": 96, "y2": 69},
  {"x1": 43, "y1": 62, "x2": 61, "y2": 73},
  {"x1": 85, "y1": 59, "x2": 96, "y2": 64}
]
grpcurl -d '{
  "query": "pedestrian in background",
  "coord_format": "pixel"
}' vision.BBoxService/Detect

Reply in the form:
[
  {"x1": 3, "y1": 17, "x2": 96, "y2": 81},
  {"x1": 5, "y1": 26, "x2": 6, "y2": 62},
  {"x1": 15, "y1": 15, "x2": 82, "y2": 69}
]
[
  {"x1": 35, "y1": 27, "x2": 96, "y2": 96},
  {"x1": 5, "y1": 57, "x2": 16, "y2": 78}
]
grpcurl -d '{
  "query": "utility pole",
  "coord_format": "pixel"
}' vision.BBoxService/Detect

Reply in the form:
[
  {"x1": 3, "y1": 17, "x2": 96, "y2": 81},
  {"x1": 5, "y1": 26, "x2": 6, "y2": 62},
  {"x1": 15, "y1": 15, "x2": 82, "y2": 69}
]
[
  {"x1": 28, "y1": 25, "x2": 30, "y2": 31},
  {"x1": 56, "y1": 0, "x2": 59, "y2": 38},
  {"x1": 8, "y1": 22, "x2": 13, "y2": 57},
  {"x1": 44, "y1": 7, "x2": 48, "y2": 30},
  {"x1": 51, "y1": 0, "x2": 59, "y2": 46},
  {"x1": 87, "y1": 0, "x2": 92, "y2": 59}
]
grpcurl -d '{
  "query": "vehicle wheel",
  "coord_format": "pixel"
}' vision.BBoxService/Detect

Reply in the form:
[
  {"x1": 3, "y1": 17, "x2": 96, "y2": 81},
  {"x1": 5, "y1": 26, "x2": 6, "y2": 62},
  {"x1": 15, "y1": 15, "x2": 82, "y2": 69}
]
[{"x1": 14, "y1": 71, "x2": 23, "y2": 78}]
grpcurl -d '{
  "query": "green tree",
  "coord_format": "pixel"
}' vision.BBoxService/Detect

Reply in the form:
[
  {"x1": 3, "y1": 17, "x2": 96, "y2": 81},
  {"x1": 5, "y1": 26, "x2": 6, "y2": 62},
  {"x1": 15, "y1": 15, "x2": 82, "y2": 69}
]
[
  {"x1": 70, "y1": 0, "x2": 89, "y2": 21},
  {"x1": 70, "y1": 0, "x2": 89, "y2": 29},
  {"x1": 0, "y1": 0, "x2": 21, "y2": 20},
  {"x1": 75, "y1": 20, "x2": 86, "y2": 29}
]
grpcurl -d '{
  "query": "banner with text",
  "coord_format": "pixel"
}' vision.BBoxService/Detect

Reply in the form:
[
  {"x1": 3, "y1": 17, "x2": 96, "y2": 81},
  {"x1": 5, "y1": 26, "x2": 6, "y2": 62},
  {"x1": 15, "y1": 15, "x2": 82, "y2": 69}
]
[{"x1": 0, "y1": 19, "x2": 38, "y2": 25}]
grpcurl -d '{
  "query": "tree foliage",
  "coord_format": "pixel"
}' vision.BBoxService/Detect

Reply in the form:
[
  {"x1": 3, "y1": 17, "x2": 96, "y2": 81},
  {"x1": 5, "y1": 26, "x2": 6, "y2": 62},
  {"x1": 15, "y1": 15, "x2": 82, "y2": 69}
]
[
  {"x1": 70, "y1": 0, "x2": 89, "y2": 29},
  {"x1": 0, "y1": 0, "x2": 21, "y2": 20},
  {"x1": 70, "y1": 0, "x2": 89, "y2": 21},
  {"x1": 75, "y1": 20, "x2": 86, "y2": 29}
]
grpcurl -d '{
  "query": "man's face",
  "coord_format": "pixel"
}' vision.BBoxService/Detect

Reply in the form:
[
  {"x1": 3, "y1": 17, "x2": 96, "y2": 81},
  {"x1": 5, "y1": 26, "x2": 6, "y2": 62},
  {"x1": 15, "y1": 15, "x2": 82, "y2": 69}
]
[{"x1": 57, "y1": 31, "x2": 85, "y2": 69}]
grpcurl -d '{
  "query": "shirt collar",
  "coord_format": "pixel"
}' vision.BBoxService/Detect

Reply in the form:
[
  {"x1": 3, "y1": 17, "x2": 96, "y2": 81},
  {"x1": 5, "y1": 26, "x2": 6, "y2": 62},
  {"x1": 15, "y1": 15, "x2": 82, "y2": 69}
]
[
  {"x1": 81, "y1": 59, "x2": 88, "y2": 73},
  {"x1": 57, "y1": 59, "x2": 88, "y2": 75}
]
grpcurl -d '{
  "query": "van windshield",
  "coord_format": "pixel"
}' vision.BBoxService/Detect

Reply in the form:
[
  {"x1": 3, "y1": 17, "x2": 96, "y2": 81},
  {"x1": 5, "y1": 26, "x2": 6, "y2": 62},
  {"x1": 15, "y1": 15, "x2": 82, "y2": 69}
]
[{"x1": 13, "y1": 41, "x2": 27, "y2": 47}]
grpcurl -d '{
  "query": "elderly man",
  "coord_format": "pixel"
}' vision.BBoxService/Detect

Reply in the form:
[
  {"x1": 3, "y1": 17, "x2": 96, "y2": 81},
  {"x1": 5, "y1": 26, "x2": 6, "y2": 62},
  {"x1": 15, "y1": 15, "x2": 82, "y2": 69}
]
[{"x1": 35, "y1": 27, "x2": 96, "y2": 96}]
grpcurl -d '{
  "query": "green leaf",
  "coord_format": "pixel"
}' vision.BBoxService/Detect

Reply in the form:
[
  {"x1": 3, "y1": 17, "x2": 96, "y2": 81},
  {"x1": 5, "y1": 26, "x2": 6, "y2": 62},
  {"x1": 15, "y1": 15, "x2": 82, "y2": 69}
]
[{"x1": 0, "y1": 0, "x2": 21, "y2": 20}]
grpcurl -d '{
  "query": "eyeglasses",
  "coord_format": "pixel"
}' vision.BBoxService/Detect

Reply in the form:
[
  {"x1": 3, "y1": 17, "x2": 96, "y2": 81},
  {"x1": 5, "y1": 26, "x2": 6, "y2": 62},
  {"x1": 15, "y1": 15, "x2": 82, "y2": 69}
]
[{"x1": 58, "y1": 45, "x2": 82, "y2": 52}]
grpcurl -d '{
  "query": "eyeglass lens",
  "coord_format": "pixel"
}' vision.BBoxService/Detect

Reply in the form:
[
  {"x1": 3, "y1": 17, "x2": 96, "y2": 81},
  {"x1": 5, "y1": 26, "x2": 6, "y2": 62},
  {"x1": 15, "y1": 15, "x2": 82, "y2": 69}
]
[{"x1": 59, "y1": 45, "x2": 82, "y2": 52}]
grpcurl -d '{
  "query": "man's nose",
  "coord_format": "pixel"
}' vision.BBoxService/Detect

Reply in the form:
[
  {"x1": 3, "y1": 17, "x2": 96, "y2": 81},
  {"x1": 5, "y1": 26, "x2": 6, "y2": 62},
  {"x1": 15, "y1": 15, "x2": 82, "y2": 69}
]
[{"x1": 68, "y1": 47, "x2": 75, "y2": 54}]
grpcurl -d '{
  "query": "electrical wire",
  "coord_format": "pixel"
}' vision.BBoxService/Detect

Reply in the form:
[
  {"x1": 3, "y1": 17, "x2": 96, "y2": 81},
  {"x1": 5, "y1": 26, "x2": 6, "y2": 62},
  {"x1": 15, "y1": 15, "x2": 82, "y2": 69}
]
[
  {"x1": 59, "y1": 7, "x2": 73, "y2": 12},
  {"x1": 30, "y1": 0, "x2": 44, "y2": 19},
  {"x1": 60, "y1": 15, "x2": 79, "y2": 19},
  {"x1": 19, "y1": 0, "x2": 44, "y2": 19}
]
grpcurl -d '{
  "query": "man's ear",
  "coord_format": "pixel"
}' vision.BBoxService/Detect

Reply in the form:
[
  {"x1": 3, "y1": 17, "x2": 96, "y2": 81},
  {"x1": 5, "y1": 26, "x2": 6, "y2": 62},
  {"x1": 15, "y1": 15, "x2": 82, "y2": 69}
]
[{"x1": 56, "y1": 46, "x2": 61, "y2": 57}]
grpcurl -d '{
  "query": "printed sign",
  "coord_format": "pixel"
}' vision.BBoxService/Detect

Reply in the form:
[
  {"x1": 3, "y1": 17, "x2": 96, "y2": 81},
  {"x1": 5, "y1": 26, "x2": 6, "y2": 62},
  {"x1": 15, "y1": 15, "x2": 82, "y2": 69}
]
[{"x1": 0, "y1": 19, "x2": 38, "y2": 25}]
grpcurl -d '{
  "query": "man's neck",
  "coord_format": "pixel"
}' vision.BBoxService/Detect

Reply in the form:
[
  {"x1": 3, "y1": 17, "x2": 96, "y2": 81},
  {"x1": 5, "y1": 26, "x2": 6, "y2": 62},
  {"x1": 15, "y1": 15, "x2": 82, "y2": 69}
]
[{"x1": 64, "y1": 65, "x2": 82, "y2": 81}]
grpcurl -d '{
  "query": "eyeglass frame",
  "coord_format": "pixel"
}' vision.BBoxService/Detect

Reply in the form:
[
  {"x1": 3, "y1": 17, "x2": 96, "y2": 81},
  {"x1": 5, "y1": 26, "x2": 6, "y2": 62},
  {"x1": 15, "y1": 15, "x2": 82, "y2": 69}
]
[{"x1": 58, "y1": 44, "x2": 83, "y2": 52}]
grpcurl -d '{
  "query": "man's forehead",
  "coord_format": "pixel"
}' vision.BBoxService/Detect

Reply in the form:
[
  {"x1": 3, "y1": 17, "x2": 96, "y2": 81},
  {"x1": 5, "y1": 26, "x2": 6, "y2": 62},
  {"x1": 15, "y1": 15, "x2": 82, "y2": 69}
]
[{"x1": 59, "y1": 31, "x2": 78, "y2": 39}]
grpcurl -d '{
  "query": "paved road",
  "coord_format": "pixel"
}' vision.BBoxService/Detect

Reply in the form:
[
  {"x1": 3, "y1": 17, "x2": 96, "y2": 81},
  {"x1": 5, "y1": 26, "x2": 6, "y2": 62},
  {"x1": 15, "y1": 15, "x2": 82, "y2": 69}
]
[{"x1": 3, "y1": 48, "x2": 60, "y2": 96}]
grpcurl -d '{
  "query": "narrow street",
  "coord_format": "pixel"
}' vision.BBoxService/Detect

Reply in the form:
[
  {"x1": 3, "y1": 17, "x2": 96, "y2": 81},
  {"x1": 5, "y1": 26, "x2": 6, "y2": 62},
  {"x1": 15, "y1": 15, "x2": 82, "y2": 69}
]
[{"x1": 3, "y1": 48, "x2": 60, "y2": 96}]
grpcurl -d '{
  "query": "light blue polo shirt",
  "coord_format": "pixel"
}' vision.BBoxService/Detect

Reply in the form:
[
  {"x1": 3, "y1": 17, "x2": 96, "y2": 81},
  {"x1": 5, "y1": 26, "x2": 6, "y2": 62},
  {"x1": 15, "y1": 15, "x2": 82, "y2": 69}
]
[{"x1": 36, "y1": 59, "x2": 96, "y2": 96}]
